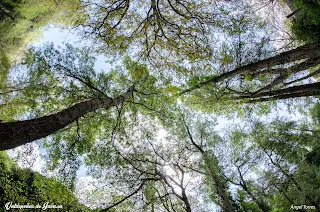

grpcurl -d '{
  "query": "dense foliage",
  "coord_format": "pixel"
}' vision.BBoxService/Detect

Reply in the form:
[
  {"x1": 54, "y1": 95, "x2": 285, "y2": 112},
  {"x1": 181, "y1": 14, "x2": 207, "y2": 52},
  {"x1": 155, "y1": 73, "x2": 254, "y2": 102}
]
[
  {"x1": 0, "y1": 151, "x2": 92, "y2": 211},
  {"x1": 292, "y1": 0, "x2": 320, "y2": 42},
  {"x1": 0, "y1": 0, "x2": 320, "y2": 211},
  {"x1": 0, "y1": 0, "x2": 82, "y2": 88}
]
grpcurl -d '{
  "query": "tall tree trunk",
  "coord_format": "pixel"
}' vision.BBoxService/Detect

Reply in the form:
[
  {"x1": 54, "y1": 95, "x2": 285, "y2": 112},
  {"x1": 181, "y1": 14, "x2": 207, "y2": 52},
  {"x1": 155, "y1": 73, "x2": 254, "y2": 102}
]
[
  {"x1": 184, "y1": 123, "x2": 236, "y2": 212},
  {"x1": 251, "y1": 57, "x2": 320, "y2": 95},
  {"x1": 286, "y1": 8, "x2": 301, "y2": 19},
  {"x1": 203, "y1": 153, "x2": 236, "y2": 212},
  {"x1": 181, "y1": 43, "x2": 320, "y2": 95},
  {"x1": 181, "y1": 187, "x2": 192, "y2": 212},
  {"x1": 241, "y1": 185, "x2": 269, "y2": 212},
  {"x1": 237, "y1": 167, "x2": 269, "y2": 212},
  {"x1": 0, "y1": 89, "x2": 133, "y2": 150}
]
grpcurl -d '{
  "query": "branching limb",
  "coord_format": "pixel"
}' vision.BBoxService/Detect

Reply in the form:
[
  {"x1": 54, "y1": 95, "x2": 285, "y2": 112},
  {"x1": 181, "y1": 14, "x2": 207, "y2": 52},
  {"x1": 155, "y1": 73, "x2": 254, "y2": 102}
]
[{"x1": 100, "y1": 178, "x2": 159, "y2": 211}]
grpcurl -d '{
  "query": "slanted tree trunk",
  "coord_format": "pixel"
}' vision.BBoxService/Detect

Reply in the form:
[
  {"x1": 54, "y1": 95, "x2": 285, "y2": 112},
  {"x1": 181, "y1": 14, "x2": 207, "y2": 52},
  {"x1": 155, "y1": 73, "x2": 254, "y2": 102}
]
[
  {"x1": 181, "y1": 188, "x2": 192, "y2": 212},
  {"x1": 181, "y1": 43, "x2": 320, "y2": 95},
  {"x1": 0, "y1": 88, "x2": 133, "y2": 150},
  {"x1": 238, "y1": 82, "x2": 320, "y2": 103},
  {"x1": 287, "y1": 8, "x2": 301, "y2": 19}
]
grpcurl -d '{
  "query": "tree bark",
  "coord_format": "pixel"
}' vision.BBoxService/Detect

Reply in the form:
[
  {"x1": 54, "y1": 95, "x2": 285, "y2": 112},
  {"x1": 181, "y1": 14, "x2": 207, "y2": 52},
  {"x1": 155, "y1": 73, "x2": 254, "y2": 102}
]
[
  {"x1": 0, "y1": 89, "x2": 133, "y2": 150},
  {"x1": 252, "y1": 57, "x2": 320, "y2": 95},
  {"x1": 184, "y1": 123, "x2": 236, "y2": 212},
  {"x1": 237, "y1": 82, "x2": 320, "y2": 103},
  {"x1": 180, "y1": 42, "x2": 320, "y2": 95},
  {"x1": 237, "y1": 167, "x2": 269, "y2": 212},
  {"x1": 203, "y1": 153, "x2": 236, "y2": 212}
]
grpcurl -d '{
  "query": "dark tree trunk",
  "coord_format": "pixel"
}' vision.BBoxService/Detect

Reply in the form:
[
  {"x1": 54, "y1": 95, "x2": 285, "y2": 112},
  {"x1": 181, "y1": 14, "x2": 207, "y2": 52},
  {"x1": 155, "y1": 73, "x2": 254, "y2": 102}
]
[
  {"x1": 237, "y1": 167, "x2": 269, "y2": 212},
  {"x1": 203, "y1": 153, "x2": 236, "y2": 212},
  {"x1": 185, "y1": 124, "x2": 236, "y2": 212},
  {"x1": 181, "y1": 43, "x2": 320, "y2": 95},
  {"x1": 242, "y1": 186, "x2": 269, "y2": 212},
  {"x1": 238, "y1": 82, "x2": 320, "y2": 103},
  {"x1": 287, "y1": 8, "x2": 301, "y2": 19},
  {"x1": 181, "y1": 188, "x2": 192, "y2": 212},
  {"x1": 0, "y1": 89, "x2": 133, "y2": 150}
]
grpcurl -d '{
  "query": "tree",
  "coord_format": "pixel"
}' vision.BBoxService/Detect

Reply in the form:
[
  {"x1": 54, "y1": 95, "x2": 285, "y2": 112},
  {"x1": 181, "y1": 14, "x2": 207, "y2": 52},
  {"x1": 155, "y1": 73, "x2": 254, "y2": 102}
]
[
  {"x1": 291, "y1": 0, "x2": 320, "y2": 42},
  {"x1": 163, "y1": 107, "x2": 320, "y2": 212},
  {"x1": 0, "y1": 151, "x2": 92, "y2": 211},
  {"x1": 0, "y1": 0, "x2": 79, "y2": 57},
  {"x1": 223, "y1": 128, "x2": 274, "y2": 212},
  {"x1": 0, "y1": 89, "x2": 135, "y2": 150},
  {"x1": 0, "y1": 43, "x2": 172, "y2": 151},
  {"x1": 180, "y1": 117, "x2": 237, "y2": 212},
  {"x1": 77, "y1": 116, "x2": 204, "y2": 211},
  {"x1": 0, "y1": 0, "x2": 23, "y2": 22},
  {"x1": 79, "y1": 0, "x2": 221, "y2": 59},
  {"x1": 253, "y1": 120, "x2": 320, "y2": 210},
  {"x1": 182, "y1": 42, "x2": 320, "y2": 104},
  {"x1": 0, "y1": 0, "x2": 83, "y2": 91},
  {"x1": 0, "y1": 45, "x2": 134, "y2": 150},
  {"x1": 63, "y1": 0, "x2": 320, "y2": 115},
  {"x1": 2, "y1": 0, "x2": 320, "y2": 211},
  {"x1": 3, "y1": 41, "x2": 318, "y2": 150},
  {"x1": 222, "y1": 115, "x2": 320, "y2": 211}
]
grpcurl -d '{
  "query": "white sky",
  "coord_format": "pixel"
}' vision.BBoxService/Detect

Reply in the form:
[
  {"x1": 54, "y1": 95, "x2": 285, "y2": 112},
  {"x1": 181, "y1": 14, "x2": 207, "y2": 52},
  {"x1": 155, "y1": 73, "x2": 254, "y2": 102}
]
[{"x1": 34, "y1": 26, "x2": 111, "y2": 73}]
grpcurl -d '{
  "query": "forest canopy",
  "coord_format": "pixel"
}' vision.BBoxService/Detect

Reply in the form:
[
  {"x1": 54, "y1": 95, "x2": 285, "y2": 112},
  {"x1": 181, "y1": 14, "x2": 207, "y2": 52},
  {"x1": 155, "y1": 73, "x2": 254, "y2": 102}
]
[{"x1": 0, "y1": 0, "x2": 320, "y2": 211}]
